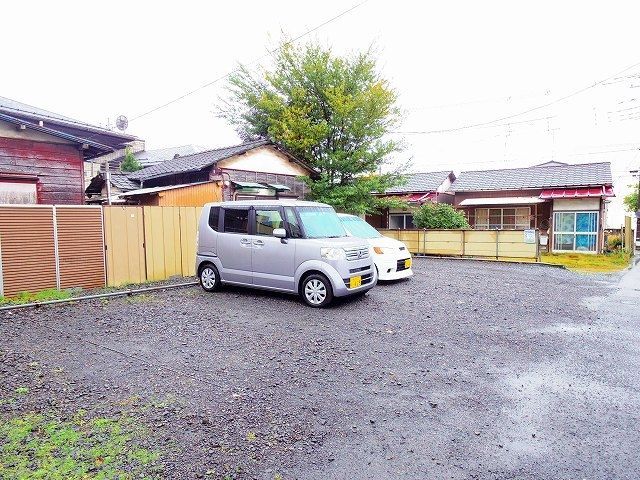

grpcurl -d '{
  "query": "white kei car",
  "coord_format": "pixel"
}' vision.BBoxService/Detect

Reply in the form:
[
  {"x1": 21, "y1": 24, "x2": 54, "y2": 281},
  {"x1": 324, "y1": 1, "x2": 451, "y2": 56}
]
[{"x1": 338, "y1": 214, "x2": 413, "y2": 281}]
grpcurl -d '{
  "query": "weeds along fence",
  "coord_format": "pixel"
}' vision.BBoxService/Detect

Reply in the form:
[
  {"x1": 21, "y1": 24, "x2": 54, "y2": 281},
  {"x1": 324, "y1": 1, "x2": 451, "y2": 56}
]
[
  {"x1": 0, "y1": 205, "x2": 201, "y2": 298},
  {"x1": 378, "y1": 228, "x2": 540, "y2": 261}
]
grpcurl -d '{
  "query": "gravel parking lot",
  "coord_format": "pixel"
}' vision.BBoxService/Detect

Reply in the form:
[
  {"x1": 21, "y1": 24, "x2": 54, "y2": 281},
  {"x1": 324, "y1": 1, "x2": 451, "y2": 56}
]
[{"x1": 2, "y1": 258, "x2": 639, "y2": 479}]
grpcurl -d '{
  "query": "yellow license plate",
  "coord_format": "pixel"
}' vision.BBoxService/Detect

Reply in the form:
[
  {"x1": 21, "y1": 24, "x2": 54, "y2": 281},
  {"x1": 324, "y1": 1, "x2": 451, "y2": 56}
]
[
  {"x1": 349, "y1": 276, "x2": 362, "y2": 288},
  {"x1": 405, "y1": 259, "x2": 412, "y2": 269}
]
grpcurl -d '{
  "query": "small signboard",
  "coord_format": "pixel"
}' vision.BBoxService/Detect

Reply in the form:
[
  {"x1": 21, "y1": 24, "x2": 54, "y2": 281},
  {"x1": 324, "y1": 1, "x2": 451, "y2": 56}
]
[{"x1": 524, "y1": 229, "x2": 536, "y2": 244}]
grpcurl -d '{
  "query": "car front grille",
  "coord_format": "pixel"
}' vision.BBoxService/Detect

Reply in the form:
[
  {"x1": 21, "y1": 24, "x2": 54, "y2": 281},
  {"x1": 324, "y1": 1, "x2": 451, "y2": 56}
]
[
  {"x1": 349, "y1": 266, "x2": 370, "y2": 274},
  {"x1": 396, "y1": 258, "x2": 411, "y2": 272},
  {"x1": 343, "y1": 272, "x2": 374, "y2": 288},
  {"x1": 344, "y1": 246, "x2": 370, "y2": 261}
]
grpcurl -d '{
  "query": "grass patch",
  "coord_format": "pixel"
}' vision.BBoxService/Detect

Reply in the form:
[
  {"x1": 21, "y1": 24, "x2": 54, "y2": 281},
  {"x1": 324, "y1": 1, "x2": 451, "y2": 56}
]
[
  {"x1": 0, "y1": 408, "x2": 161, "y2": 479},
  {"x1": 0, "y1": 289, "x2": 72, "y2": 306},
  {"x1": 541, "y1": 251, "x2": 632, "y2": 273}
]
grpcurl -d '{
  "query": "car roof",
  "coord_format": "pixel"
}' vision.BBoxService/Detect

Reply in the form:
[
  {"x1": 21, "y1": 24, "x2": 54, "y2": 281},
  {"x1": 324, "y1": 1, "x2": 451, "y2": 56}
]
[{"x1": 204, "y1": 199, "x2": 331, "y2": 208}]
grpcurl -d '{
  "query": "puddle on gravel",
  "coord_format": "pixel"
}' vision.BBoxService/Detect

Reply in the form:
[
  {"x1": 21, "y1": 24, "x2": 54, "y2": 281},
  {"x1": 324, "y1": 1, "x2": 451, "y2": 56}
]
[{"x1": 531, "y1": 322, "x2": 616, "y2": 335}]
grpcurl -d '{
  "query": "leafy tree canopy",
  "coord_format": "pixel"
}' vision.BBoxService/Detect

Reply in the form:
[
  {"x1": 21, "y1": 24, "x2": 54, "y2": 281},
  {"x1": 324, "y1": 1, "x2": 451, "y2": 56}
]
[
  {"x1": 220, "y1": 41, "x2": 406, "y2": 214},
  {"x1": 120, "y1": 147, "x2": 142, "y2": 172},
  {"x1": 623, "y1": 185, "x2": 638, "y2": 213},
  {"x1": 412, "y1": 203, "x2": 470, "y2": 229}
]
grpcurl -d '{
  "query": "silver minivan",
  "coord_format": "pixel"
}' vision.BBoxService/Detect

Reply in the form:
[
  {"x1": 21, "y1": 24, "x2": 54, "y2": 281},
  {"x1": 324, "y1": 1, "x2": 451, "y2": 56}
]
[{"x1": 196, "y1": 200, "x2": 377, "y2": 307}]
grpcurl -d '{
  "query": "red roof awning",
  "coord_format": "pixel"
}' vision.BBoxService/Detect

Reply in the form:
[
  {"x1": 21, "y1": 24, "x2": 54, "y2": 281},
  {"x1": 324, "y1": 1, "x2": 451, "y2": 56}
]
[{"x1": 539, "y1": 186, "x2": 615, "y2": 199}]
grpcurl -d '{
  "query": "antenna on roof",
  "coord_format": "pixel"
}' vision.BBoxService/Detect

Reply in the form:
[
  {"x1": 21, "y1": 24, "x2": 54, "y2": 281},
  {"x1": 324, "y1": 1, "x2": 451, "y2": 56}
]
[{"x1": 116, "y1": 115, "x2": 128, "y2": 132}]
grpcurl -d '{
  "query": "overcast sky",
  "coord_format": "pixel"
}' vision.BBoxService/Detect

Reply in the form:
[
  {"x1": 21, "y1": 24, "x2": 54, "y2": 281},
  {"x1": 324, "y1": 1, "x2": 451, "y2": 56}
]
[{"x1": 3, "y1": 0, "x2": 639, "y2": 225}]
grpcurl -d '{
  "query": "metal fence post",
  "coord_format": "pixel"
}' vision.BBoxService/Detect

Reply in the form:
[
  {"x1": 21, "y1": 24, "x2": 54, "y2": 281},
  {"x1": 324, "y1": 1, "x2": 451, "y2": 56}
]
[
  {"x1": 52, "y1": 206, "x2": 61, "y2": 290},
  {"x1": 462, "y1": 230, "x2": 466, "y2": 257}
]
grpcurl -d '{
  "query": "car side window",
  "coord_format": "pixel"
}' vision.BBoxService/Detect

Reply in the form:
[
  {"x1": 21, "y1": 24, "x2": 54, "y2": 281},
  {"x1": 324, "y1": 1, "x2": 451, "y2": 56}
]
[
  {"x1": 255, "y1": 208, "x2": 284, "y2": 236},
  {"x1": 223, "y1": 208, "x2": 249, "y2": 234},
  {"x1": 208, "y1": 206, "x2": 220, "y2": 231},
  {"x1": 284, "y1": 207, "x2": 302, "y2": 238}
]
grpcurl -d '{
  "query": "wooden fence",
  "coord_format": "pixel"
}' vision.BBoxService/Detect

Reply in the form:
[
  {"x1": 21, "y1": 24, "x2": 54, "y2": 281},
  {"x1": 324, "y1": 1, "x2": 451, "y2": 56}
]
[
  {"x1": 623, "y1": 216, "x2": 634, "y2": 253},
  {"x1": 0, "y1": 205, "x2": 202, "y2": 298},
  {"x1": 378, "y1": 229, "x2": 540, "y2": 261}
]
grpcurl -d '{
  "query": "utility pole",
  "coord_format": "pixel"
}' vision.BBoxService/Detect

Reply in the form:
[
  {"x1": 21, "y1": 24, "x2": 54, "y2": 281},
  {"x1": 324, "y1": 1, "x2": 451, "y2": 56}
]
[{"x1": 104, "y1": 154, "x2": 112, "y2": 206}]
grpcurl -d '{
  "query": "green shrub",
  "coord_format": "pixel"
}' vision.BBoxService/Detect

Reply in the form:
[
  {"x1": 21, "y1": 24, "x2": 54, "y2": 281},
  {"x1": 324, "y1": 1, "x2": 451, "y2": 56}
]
[
  {"x1": 607, "y1": 234, "x2": 622, "y2": 251},
  {"x1": 412, "y1": 203, "x2": 469, "y2": 229}
]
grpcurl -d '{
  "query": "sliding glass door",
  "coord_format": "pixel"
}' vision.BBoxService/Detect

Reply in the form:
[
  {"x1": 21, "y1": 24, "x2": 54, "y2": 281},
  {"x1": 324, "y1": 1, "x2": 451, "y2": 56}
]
[{"x1": 553, "y1": 211, "x2": 598, "y2": 252}]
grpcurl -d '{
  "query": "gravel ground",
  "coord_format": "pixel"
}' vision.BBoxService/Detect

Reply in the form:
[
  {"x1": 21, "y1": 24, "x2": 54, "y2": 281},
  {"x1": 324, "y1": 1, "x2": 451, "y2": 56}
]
[{"x1": 1, "y1": 258, "x2": 639, "y2": 479}]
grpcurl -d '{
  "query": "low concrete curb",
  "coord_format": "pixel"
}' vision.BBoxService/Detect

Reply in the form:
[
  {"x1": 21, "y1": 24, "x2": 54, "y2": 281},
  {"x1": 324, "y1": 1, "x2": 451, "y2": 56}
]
[
  {"x1": 0, "y1": 281, "x2": 199, "y2": 312},
  {"x1": 413, "y1": 255, "x2": 567, "y2": 269}
]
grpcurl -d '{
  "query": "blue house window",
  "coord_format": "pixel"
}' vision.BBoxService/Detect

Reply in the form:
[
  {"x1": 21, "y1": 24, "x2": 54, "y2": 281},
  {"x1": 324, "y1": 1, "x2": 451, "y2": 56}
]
[{"x1": 553, "y1": 211, "x2": 598, "y2": 252}]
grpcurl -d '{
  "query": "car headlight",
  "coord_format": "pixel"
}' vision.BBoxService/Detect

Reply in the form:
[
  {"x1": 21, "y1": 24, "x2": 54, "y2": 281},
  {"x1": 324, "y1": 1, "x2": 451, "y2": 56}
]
[
  {"x1": 321, "y1": 247, "x2": 346, "y2": 260},
  {"x1": 373, "y1": 246, "x2": 395, "y2": 254}
]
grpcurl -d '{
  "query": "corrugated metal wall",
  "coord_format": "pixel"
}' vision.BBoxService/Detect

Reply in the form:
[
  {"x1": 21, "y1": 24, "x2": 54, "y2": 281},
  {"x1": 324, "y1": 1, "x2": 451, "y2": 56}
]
[
  {"x1": 156, "y1": 182, "x2": 222, "y2": 207},
  {"x1": 0, "y1": 205, "x2": 204, "y2": 297},
  {"x1": 0, "y1": 206, "x2": 57, "y2": 297},
  {"x1": 56, "y1": 206, "x2": 105, "y2": 290},
  {"x1": 0, "y1": 206, "x2": 107, "y2": 297}
]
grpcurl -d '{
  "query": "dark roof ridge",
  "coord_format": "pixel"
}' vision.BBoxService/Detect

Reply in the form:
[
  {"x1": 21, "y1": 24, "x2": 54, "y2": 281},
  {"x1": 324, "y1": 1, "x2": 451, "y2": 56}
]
[{"x1": 459, "y1": 161, "x2": 611, "y2": 174}]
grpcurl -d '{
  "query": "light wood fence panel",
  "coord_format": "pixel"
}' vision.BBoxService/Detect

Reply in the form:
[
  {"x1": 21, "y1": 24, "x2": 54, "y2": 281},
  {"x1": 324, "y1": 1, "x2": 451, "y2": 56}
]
[
  {"x1": 424, "y1": 230, "x2": 464, "y2": 255},
  {"x1": 0, "y1": 206, "x2": 57, "y2": 297},
  {"x1": 378, "y1": 228, "x2": 538, "y2": 261},
  {"x1": 55, "y1": 206, "x2": 105, "y2": 290},
  {"x1": 103, "y1": 206, "x2": 146, "y2": 287},
  {"x1": 143, "y1": 206, "x2": 182, "y2": 281},
  {"x1": 179, "y1": 206, "x2": 202, "y2": 277}
]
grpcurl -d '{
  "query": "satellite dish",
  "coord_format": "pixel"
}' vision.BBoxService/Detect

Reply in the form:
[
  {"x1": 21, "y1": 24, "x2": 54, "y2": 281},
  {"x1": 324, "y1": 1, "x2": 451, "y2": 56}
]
[{"x1": 116, "y1": 115, "x2": 128, "y2": 131}]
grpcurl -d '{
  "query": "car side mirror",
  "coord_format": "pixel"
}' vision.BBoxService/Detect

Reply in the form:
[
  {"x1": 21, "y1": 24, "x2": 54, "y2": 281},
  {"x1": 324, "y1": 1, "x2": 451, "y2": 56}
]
[{"x1": 273, "y1": 228, "x2": 287, "y2": 239}]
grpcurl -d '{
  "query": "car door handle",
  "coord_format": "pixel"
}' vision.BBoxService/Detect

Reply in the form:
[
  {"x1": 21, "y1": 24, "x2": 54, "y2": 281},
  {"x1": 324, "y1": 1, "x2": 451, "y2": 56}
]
[
  {"x1": 253, "y1": 239, "x2": 264, "y2": 246},
  {"x1": 240, "y1": 238, "x2": 251, "y2": 245}
]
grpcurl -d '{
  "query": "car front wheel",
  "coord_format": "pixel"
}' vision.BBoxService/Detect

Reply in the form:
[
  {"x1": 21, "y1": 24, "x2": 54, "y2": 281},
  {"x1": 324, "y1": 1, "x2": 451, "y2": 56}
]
[
  {"x1": 301, "y1": 273, "x2": 333, "y2": 308},
  {"x1": 199, "y1": 264, "x2": 220, "y2": 292}
]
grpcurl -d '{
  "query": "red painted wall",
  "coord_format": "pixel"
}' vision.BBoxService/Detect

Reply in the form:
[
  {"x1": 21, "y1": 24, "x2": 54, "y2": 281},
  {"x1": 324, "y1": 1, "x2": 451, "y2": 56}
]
[{"x1": 0, "y1": 137, "x2": 84, "y2": 204}]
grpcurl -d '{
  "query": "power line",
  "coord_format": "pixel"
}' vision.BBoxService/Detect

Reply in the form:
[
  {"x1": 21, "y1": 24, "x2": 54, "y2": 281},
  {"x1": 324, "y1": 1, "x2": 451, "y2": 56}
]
[
  {"x1": 129, "y1": 0, "x2": 369, "y2": 122},
  {"x1": 393, "y1": 115, "x2": 555, "y2": 135},
  {"x1": 393, "y1": 59, "x2": 640, "y2": 135}
]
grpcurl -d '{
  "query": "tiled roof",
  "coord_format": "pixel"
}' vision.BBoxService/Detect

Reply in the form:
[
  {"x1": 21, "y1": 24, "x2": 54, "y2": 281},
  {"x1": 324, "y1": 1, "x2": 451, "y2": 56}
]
[
  {"x1": 128, "y1": 139, "x2": 272, "y2": 181},
  {"x1": 109, "y1": 173, "x2": 139, "y2": 192},
  {"x1": 106, "y1": 145, "x2": 201, "y2": 170},
  {"x1": 0, "y1": 95, "x2": 136, "y2": 140},
  {"x1": 385, "y1": 171, "x2": 454, "y2": 194},
  {"x1": 452, "y1": 162, "x2": 613, "y2": 192}
]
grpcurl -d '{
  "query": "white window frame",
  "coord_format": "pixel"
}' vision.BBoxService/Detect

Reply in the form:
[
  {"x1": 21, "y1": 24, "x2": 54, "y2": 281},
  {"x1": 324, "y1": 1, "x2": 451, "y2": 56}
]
[
  {"x1": 388, "y1": 213, "x2": 414, "y2": 229},
  {"x1": 474, "y1": 207, "x2": 531, "y2": 230},
  {"x1": 552, "y1": 210, "x2": 599, "y2": 253}
]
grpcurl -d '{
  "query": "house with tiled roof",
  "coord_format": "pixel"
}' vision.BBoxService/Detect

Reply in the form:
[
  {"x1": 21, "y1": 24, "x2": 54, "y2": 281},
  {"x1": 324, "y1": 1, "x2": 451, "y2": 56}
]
[
  {"x1": 0, "y1": 95, "x2": 137, "y2": 204},
  {"x1": 451, "y1": 161, "x2": 614, "y2": 253},
  {"x1": 89, "y1": 139, "x2": 316, "y2": 206},
  {"x1": 84, "y1": 145, "x2": 202, "y2": 203},
  {"x1": 366, "y1": 171, "x2": 456, "y2": 229}
]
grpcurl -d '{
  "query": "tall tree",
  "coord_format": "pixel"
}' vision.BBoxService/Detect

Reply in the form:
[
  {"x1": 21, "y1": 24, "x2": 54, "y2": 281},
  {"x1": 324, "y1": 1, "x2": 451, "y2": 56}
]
[
  {"x1": 120, "y1": 147, "x2": 142, "y2": 172},
  {"x1": 220, "y1": 42, "x2": 406, "y2": 214},
  {"x1": 623, "y1": 185, "x2": 639, "y2": 213}
]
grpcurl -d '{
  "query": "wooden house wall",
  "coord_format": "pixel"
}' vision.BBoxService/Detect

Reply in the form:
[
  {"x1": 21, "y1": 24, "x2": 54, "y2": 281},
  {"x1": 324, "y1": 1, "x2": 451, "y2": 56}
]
[{"x1": 0, "y1": 137, "x2": 84, "y2": 204}]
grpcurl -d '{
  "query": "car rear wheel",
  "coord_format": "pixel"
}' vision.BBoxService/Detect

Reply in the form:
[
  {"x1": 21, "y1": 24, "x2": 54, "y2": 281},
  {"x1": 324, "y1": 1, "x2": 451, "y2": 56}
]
[
  {"x1": 199, "y1": 264, "x2": 220, "y2": 292},
  {"x1": 301, "y1": 273, "x2": 333, "y2": 308}
]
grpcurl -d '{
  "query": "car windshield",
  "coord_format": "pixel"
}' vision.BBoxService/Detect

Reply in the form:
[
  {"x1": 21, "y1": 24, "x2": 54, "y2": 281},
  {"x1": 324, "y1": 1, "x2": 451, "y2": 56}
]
[
  {"x1": 340, "y1": 215, "x2": 382, "y2": 239},
  {"x1": 296, "y1": 206, "x2": 347, "y2": 238}
]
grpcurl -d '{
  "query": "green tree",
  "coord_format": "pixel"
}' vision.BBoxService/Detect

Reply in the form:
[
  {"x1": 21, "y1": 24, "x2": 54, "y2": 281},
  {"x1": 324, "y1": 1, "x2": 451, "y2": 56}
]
[
  {"x1": 623, "y1": 186, "x2": 638, "y2": 213},
  {"x1": 120, "y1": 147, "x2": 142, "y2": 172},
  {"x1": 220, "y1": 41, "x2": 406, "y2": 214},
  {"x1": 413, "y1": 203, "x2": 469, "y2": 229}
]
